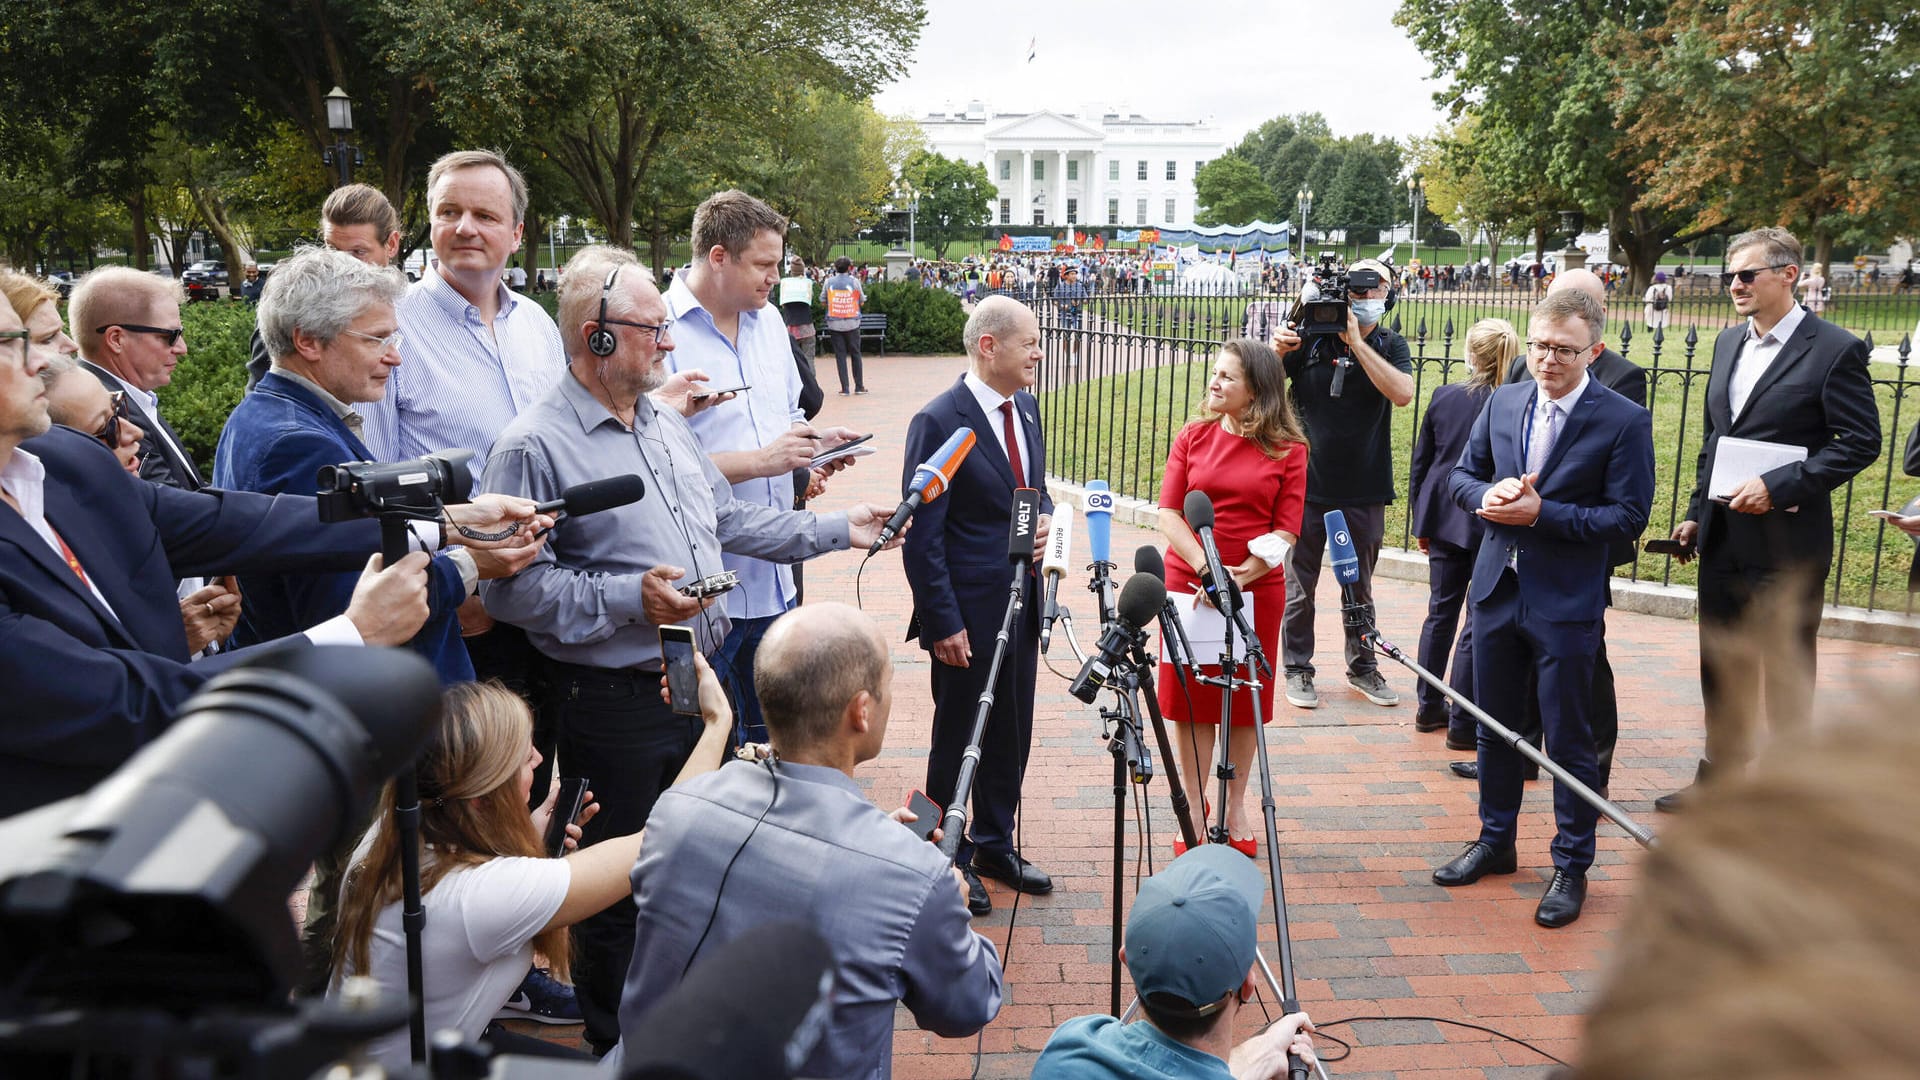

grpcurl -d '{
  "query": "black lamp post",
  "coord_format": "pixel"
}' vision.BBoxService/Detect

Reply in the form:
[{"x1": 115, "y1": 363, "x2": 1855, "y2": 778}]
[{"x1": 322, "y1": 86, "x2": 363, "y2": 188}]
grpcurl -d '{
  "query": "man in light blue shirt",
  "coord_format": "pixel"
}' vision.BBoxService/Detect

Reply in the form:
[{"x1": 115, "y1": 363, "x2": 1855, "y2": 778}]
[{"x1": 664, "y1": 190, "x2": 860, "y2": 744}]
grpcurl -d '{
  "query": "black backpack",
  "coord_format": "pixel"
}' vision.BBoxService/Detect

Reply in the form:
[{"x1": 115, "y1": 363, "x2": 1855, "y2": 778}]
[{"x1": 1651, "y1": 287, "x2": 1670, "y2": 311}]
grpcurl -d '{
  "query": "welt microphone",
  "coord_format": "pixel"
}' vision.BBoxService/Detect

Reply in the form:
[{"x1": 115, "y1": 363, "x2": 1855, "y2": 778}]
[
  {"x1": 533, "y1": 473, "x2": 646, "y2": 517},
  {"x1": 1007, "y1": 487, "x2": 1041, "y2": 563},
  {"x1": 872, "y1": 427, "x2": 976, "y2": 554},
  {"x1": 1069, "y1": 572, "x2": 1166, "y2": 705},
  {"x1": 1323, "y1": 508, "x2": 1370, "y2": 632},
  {"x1": 1039, "y1": 504, "x2": 1076, "y2": 654}
]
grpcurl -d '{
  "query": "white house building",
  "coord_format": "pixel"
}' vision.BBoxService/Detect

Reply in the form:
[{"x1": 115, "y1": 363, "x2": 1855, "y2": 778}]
[{"x1": 915, "y1": 102, "x2": 1232, "y2": 230}]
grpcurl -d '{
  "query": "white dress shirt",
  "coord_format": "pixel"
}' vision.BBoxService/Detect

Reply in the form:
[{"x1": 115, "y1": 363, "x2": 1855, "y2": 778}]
[
  {"x1": 1728, "y1": 304, "x2": 1807, "y2": 422},
  {"x1": 963, "y1": 372, "x2": 1031, "y2": 481}
]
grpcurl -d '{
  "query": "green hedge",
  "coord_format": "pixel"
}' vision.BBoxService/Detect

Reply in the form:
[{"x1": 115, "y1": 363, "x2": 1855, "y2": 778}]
[
  {"x1": 819, "y1": 281, "x2": 964, "y2": 354},
  {"x1": 157, "y1": 300, "x2": 253, "y2": 474}
]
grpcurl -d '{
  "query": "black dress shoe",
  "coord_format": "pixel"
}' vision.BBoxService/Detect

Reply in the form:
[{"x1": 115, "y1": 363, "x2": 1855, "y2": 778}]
[
  {"x1": 1534, "y1": 869, "x2": 1588, "y2": 928},
  {"x1": 971, "y1": 848, "x2": 1053, "y2": 895},
  {"x1": 1415, "y1": 711, "x2": 1449, "y2": 733},
  {"x1": 959, "y1": 865, "x2": 992, "y2": 917},
  {"x1": 1449, "y1": 760, "x2": 1538, "y2": 781},
  {"x1": 1432, "y1": 841, "x2": 1518, "y2": 886}
]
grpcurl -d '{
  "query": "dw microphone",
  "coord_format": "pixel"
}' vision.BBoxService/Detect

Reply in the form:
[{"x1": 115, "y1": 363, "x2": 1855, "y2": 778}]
[
  {"x1": 1324, "y1": 508, "x2": 1370, "y2": 632},
  {"x1": 1085, "y1": 480, "x2": 1116, "y2": 624},
  {"x1": 1039, "y1": 505, "x2": 1076, "y2": 654},
  {"x1": 873, "y1": 427, "x2": 976, "y2": 554}
]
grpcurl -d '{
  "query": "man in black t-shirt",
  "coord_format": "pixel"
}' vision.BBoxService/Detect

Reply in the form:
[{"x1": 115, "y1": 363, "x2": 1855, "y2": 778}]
[{"x1": 1270, "y1": 258, "x2": 1415, "y2": 711}]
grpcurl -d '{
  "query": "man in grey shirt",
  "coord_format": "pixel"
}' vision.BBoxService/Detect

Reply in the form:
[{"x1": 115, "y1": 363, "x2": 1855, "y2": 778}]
[
  {"x1": 823, "y1": 254, "x2": 867, "y2": 394},
  {"x1": 611, "y1": 603, "x2": 1004, "y2": 1078},
  {"x1": 480, "y1": 245, "x2": 899, "y2": 1051}
]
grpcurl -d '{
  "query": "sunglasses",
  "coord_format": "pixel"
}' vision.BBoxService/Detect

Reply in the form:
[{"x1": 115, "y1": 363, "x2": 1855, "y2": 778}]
[
  {"x1": 91, "y1": 390, "x2": 134, "y2": 446},
  {"x1": 1720, "y1": 264, "x2": 1795, "y2": 287},
  {"x1": 95, "y1": 323, "x2": 186, "y2": 347}
]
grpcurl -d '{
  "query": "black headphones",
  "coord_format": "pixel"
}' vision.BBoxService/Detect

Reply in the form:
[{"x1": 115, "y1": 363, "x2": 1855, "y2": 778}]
[{"x1": 588, "y1": 267, "x2": 620, "y2": 357}]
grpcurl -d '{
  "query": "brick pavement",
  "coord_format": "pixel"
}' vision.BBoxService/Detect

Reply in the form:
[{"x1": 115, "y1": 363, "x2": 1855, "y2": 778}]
[{"x1": 500, "y1": 351, "x2": 1917, "y2": 1076}]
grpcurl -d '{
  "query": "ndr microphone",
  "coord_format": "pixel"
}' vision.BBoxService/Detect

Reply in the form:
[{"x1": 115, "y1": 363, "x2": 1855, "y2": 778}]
[
  {"x1": 1039, "y1": 504, "x2": 1076, "y2": 654},
  {"x1": 1323, "y1": 508, "x2": 1369, "y2": 631},
  {"x1": 870, "y1": 427, "x2": 977, "y2": 554}
]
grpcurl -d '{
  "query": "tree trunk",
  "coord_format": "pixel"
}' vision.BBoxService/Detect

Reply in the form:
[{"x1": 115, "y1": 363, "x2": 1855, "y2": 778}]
[
  {"x1": 1812, "y1": 227, "x2": 1833, "y2": 281},
  {"x1": 128, "y1": 190, "x2": 150, "y2": 271},
  {"x1": 521, "y1": 207, "x2": 542, "y2": 289},
  {"x1": 191, "y1": 186, "x2": 252, "y2": 285}
]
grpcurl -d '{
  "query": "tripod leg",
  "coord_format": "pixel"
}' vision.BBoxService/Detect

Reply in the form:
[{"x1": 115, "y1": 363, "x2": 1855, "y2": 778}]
[{"x1": 1110, "y1": 745, "x2": 1125, "y2": 1017}]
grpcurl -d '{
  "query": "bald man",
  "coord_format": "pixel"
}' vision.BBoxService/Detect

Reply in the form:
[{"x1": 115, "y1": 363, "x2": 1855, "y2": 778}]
[
  {"x1": 614, "y1": 603, "x2": 1003, "y2": 1078},
  {"x1": 1454, "y1": 267, "x2": 1648, "y2": 791}
]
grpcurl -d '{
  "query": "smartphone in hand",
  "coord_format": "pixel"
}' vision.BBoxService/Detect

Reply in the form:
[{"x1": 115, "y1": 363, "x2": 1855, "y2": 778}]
[
  {"x1": 544, "y1": 777, "x2": 590, "y2": 857},
  {"x1": 660, "y1": 625, "x2": 702, "y2": 716},
  {"x1": 904, "y1": 790, "x2": 941, "y2": 842}
]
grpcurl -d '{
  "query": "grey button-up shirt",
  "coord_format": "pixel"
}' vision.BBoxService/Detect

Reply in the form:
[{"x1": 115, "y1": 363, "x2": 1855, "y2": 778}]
[{"x1": 480, "y1": 371, "x2": 849, "y2": 669}]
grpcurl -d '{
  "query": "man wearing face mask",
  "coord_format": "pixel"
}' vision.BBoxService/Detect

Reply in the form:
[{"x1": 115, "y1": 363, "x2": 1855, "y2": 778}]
[{"x1": 1270, "y1": 258, "x2": 1415, "y2": 711}]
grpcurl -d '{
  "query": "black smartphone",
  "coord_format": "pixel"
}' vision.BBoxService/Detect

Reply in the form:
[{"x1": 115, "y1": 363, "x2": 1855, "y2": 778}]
[
  {"x1": 1643, "y1": 538, "x2": 1694, "y2": 556},
  {"x1": 810, "y1": 433, "x2": 874, "y2": 468},
  {"x1": 691, "y1": 383, "x2": 752, "y2": 400},
  {"x1": 660, "y1": 624, "x2": 702, "y2": 716},
  {"x1": 904, "y1": 789, "x2": 941, "y2": 842},
  {"x1": 544, "y1": 777, "x2": 589, "y2": 857}
]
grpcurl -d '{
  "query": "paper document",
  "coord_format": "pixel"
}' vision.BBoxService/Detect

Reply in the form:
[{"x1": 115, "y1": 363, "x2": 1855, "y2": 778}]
[
  {"x1": 1171, "y1": 588, "x2": 1255, "y2": 662},
  {"x1": 810, "y1": 443, "x2": 877, "y2": 469},
  {"x1": 1709, "y1": 436, "x2": 1806, "y2": 510}
]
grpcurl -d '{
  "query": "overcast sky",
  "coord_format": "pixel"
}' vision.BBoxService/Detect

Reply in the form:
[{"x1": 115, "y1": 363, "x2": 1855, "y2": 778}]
[{"x1": 873, "y1": 0, "x2": 1453, "y2": 146}]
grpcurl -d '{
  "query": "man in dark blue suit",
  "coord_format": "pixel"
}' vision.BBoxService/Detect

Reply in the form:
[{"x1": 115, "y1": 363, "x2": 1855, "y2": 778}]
[
  {"x1": 0, "y1": 296, "x2": 547, "y2": 816},
  {"x1": 214, "y1": 248, "x2": 543, "y2": 684},
  {"x1": 902, "y1": 295, "x2": 1053, "y2": 916},
  {"x1": 1432, "y1": 290, "x2": 1655, "y2": 928}
]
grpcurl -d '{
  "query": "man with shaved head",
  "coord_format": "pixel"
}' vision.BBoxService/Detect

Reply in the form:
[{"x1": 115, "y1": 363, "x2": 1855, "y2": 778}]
[
  {"x1": 1451, "y1": 266, "x2": 1649, "y2": 791},
  {"x1": 613, "y1": 603, "x2": 1003, "y2": 1078},
  {"x1": 902, "y1": 293, "x2": 1054, "y2": 917}
]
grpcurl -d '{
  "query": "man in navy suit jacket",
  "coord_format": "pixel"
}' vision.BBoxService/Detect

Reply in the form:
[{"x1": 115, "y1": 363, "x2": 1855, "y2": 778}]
[
  {"x1": 1432, "y1": 290, "x2": 1654, "y2": 929},
  {"x1": 0, "y1": 295, "x2": 546, "y2": 816},
  {"x1": 1659, "y1": 229, "x2": 1881, "y2": 811},
  {"x1": 214, "y1": 248, "x2": 543, "y2": 685},
  {"x1": 902, "y1": 296, "x2": 1053, "y2": 917}
]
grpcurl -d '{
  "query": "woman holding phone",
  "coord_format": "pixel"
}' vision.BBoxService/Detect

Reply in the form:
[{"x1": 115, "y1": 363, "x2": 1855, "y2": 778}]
[{"x1": 331, "y1": 656, "x2": 731, "y2": 1068}]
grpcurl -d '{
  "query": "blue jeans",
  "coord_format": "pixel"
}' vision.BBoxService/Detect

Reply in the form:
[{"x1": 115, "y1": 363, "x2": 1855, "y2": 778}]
[{"x1": 712, "y1": 606, "x2": 792, "y2": 746}]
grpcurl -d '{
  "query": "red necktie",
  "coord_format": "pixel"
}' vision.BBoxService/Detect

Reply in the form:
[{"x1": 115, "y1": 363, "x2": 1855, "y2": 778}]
[
  {"x1": 999, "y1": 400, "x2": 1026, "y2": 488},
  {"x1": 50, "y1": 526, "x2": 93, "y2": 589}
]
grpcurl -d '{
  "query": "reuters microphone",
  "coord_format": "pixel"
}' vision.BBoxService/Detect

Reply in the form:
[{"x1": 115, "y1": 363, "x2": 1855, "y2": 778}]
[
  {"x1": 1323, "y1": 508, "x2": 1369, "y2": 632},
  {"x1": 872, "y1": 427, "x2": 976, "y2": 554},
  {"x1": 1039, "y1": 504, "x2": 1076, "y2": 654}
]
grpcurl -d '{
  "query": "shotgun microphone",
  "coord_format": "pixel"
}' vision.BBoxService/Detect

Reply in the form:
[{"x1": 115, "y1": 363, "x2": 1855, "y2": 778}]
[
  {"x1": 533, "y1": 473, "x2": 646, "y2": 517},
  {"x1": 1069, "y1": 572, "x2": 1167, "y2": 706}
]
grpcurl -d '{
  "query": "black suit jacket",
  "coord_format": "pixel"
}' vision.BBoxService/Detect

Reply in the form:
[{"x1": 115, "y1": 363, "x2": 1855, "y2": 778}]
[
  {"x1": 1508, "y1": 347, "x2": 1647, "y2": 565},
  {"x1": 81, "y1": 359, "x2": 204, "y2": 490},
  {"x1": 1685, "y1": 309, "x2": 1881, "y2": 569},
  {"x1": 900, "y1": 377, "x2": 1051, "y2": 647},
  {"x1": 0, "y1": 427, "x2": 385, "y2": 815},
  {"x1": 1408, "y1": 381, "x2": 1491, "y2": 551}
]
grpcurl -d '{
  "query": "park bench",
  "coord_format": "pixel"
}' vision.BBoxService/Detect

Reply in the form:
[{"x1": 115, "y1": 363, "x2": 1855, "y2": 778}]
[{"x1": 859, "y1": 312, "x2": 889, "y2": 355}]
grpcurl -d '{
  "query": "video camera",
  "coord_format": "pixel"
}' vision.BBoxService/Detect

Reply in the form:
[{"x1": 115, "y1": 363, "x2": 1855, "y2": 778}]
[
  {"x1": 317, "y1": 449, "x2": 474, "y2": 524},
  {"x1": 1293, "y1": 251, "x2": 1387, "y2": 340}
]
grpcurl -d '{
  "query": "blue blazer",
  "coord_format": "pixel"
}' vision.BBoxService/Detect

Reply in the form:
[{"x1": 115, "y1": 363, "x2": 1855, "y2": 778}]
[
  {"x1": 1409, "y1": 381, "x2": 1491, "y2": 551},
  {"x1": 1449, "y1": 380, "x2": 1655, "y2": 625},
  {"x1": 213, "y1": 372, "x2": 473, "y2": 684},
  {"x1": 901, "y1": 377, "x2": 1052, "y2": 646},
  {"x1": 0, "y1": 426, "x2": 386, "y2": 815}
]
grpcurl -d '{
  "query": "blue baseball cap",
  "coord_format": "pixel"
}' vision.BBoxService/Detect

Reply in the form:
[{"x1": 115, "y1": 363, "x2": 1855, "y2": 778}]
[{"x1": 1125, "y1": 844, "x2": 1264, "y2": 1015}]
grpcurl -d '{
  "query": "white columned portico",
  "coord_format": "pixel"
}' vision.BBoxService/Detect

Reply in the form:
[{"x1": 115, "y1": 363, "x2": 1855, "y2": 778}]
[
  {"x1": 1056, "y1": 150, "x2": 1067, "y2": 226},
  {"x1": 1089, "y1": 150, "x2": 1102, "y2": 227},
  {"x1": 1020, "y1": 148, "x2": 1033, "y2": 226}
]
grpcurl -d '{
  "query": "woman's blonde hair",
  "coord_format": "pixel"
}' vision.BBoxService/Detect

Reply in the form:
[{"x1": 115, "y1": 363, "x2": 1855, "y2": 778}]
[
  {"x1": 1462, "y1": 318, "x2": 1518, "y2": 391},
  {"x1": 334, "y1": 681, "x2": 569, "y2": 983},
  {"x1": 1198, "y1": 338, "x2": 1308, "y2": 459},
  {"x1": 0, "y1": 269, "x2": 59, "y2": 322}
]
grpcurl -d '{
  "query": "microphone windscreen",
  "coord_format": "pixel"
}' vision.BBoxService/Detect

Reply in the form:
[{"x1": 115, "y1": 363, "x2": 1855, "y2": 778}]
[
  {"x1": 564, "y1": 473, "x2": 647, "y2": 516},
  {"x1": 1084, "y1": 480, "x2": 1113, "y2": 564},
  {"x1": 1183, "y1": 489, "x2": 1216, "y2": 531},
  {"x1": 622, "y1": 921, "x2": 834, "y2": 1080},
  {"x1": 911, "y1": 427, "x2": 977, "y2": 502},
  {"x1": 1117, "y1": 571, "x2": 1168, "y2": 630},
  {"x1": 1007, "y1": 488, "x2": 1041, "y2": 563},
  {"x1": 1134, "y1": 545, "x2": 1165, "y2": 580},
  {"x1": 1325, "y1": 508, "x2": 1361, "y2": 586},
  {"x1": 1042, "y1": 504, "x2": 1075, "y2": 576}
]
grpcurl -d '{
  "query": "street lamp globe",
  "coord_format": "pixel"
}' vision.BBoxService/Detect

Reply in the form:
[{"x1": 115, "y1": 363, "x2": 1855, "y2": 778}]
[{"x1": 324, "y1": 86, "x2": 354, "y2": 134}]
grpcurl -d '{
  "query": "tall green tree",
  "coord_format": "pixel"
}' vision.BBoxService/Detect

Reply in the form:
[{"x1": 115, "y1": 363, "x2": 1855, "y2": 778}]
[
  {"x1": 899, "y1": 150, "x2": 993, "y2": 260},
  {"x1": 1193, "y1": 156, "x2": 1278, "y2": 226},
  {"x1": 1230, "y1": 113, "x2": 1333, "y2": 214},
  {"x1": 1319, "y1": 136, "x2": 1403, "y2": 244},
  {"x1": 1615, "y1": 0, "x2": 1920, "y2": 274},
  {"x1": 1409, "y1": 117, "x2": 1528, "y2": 265},
  {"x1": 730, "y1": 87, "x2": 893, "y2": 265}
]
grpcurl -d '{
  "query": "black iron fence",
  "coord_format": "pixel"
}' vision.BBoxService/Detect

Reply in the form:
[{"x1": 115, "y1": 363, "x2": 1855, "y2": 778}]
[{"x1": 1030, "y1": 286, "x2": 1920, "y2": 616}]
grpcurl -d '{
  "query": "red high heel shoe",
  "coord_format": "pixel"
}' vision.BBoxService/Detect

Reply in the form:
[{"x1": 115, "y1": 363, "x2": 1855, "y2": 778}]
[{"x1": 1229, "y1": 837, "x2": 1258, "y2": 859}]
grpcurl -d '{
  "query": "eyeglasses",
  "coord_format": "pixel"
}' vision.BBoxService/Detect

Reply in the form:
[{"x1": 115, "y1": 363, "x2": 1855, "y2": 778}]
[
  {"x1": 1720, "y1": 264, "x2": 1795, "y2": 287},
  {"x1": 95, "y1": 323, "x2": 185, "y2": 347},
  {"x1": 597, "y1": 317, "x2": 674, "y2": 345},
  {"x1": 1525, "y1": 339, "x2": 1597, "y2": 363},
  {"x1": 91, "y1": 390, "x2": 132, "y2": 446},
  {"x1": 0, "y1": 329, "x2": 27, "y2": 366},
  {"x1": 341, "y1": 328, "x2": 406, "y2": 352}
]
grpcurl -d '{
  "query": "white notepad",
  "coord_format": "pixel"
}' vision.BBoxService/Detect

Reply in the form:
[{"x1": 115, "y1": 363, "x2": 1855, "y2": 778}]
[
  {"x1": 1172, "y1": 588, "x2": 1255, "y2": 660},
  {"x1": 1709, "y1": 436, "x2": 1806, "y2": 511}
]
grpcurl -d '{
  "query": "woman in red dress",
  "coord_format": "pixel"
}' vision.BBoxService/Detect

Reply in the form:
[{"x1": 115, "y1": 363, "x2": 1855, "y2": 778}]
[{"x1": 1157, "y1": 338, "x2": 1309, "y2": 856}]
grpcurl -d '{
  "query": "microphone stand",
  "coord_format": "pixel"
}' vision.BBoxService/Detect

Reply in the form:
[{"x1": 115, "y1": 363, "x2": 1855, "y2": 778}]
[
  {"x1": 377, "y1": 516, "x2": 431, "y2": 1067},
  {"x1": 1355, "y1": 615, "x2": 1656, "y2": 848},
  {"x1": 1088, "y1": 559, "x2": 1118, "y2": 628}
]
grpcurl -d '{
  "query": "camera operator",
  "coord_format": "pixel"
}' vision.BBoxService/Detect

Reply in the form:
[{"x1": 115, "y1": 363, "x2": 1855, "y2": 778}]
[
  {"x1": 1270, "y1": 257, "x2": 1414, "y2": 711},
  {"x1": 608, "y1": 604, "x2": 1003, "y2": 1079},
  {"x1": 0, "y1": 289, "x2": 547, "y2": 817},
  {"x1": 478, "y1": 245, "x2": 903, "y2": 1053}
]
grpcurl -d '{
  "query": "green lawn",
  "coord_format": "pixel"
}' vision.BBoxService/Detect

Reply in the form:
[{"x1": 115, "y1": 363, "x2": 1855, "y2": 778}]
[{"x1": 1038, "y1": 346, "x2": 1920, "y2": 613}]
